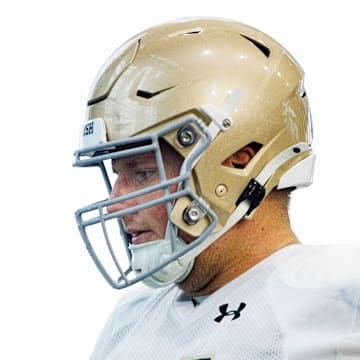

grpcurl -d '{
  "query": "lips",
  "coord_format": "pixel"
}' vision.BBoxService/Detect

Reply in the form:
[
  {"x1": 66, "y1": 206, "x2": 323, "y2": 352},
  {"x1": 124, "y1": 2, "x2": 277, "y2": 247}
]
[{"x1": 126, "y1": 229, "x2": 154, "y2": 245}]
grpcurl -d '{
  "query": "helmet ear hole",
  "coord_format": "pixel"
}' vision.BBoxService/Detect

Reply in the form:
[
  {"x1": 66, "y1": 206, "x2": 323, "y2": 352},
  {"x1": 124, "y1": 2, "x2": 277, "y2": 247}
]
[{"x1": 222, "y1": 142, "x2": 263, "y2": 170}]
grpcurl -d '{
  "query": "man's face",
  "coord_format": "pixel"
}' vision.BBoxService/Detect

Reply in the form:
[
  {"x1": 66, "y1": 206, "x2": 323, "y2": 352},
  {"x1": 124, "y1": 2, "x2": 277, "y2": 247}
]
[
  {"x1": 106, "y1": 141, "x2": 256, "y2": 295},
  {"x1": 106, "y1": 142, "x2": 183, "y2": 246}
]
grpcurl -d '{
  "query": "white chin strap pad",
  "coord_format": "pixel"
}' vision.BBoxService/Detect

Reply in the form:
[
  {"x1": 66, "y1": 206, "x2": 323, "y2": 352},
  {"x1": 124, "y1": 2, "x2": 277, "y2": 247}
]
[{"x1": 129, "y1": 238, "x2": 194, "y2": 288}]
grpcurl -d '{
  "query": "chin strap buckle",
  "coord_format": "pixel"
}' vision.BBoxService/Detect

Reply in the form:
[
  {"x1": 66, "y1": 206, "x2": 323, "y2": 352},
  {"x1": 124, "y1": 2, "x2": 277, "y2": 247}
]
[{"x1": 236, "y1": 179, "x2": 265, "y2": 215}]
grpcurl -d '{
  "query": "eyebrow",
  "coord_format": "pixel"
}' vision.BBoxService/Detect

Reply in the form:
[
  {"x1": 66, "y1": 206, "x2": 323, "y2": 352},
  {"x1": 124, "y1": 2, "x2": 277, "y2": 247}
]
[{"x1": 112, "y1": 153, "x2": 157, "y2": 171}]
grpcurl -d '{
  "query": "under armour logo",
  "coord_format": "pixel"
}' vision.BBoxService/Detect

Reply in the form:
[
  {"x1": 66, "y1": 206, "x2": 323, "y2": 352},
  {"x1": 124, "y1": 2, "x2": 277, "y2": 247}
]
[{"x1": 214, "y1": 302, "x2": 247, "y2": 323}]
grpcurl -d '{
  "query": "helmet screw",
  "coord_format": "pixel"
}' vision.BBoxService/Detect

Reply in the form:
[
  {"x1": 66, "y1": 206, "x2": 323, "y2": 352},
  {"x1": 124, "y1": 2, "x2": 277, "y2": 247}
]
[
  {"x1": 177, "y1": 126, "x2": 197, "y2": 147},
  {"x1": 183, "y1": 201, "x2": 206, "y2": 225},
  {"x1": 222, "y1": 118, "x2": 232, "y2": 128},
  {"x1": 215, "y1": 184, "x2": 227, "y2": 197}
]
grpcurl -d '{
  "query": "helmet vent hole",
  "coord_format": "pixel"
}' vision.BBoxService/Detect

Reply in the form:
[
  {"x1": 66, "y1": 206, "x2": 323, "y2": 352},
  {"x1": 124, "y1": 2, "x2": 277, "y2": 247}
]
[
  {"x1": 240, "y1": 34, "x2": 271, "y2": 58},
  {"x1": 136, "y1": 86, "x2": 175, "y2": 99},
  {"x1": 169, "y1": 27, "x2": 203, "y2": 37},
  {"x1": 136, "y1": 90, "x2": 156, "y2": 99},
  {"x1": 183, "y1": 30, "x2": 202, "y2": 35}
]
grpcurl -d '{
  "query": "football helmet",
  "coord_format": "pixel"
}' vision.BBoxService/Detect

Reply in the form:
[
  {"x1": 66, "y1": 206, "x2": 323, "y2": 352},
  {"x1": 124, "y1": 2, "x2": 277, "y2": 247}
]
[{"x1": 74, "y1": 17, "x2": 315, "y2": 289}]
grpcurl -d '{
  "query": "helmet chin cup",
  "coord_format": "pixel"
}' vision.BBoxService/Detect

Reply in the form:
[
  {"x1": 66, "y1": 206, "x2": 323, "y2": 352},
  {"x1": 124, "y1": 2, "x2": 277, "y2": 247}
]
[{"x1": 129, "y1": 237, "x2": 195, "y2": 288}]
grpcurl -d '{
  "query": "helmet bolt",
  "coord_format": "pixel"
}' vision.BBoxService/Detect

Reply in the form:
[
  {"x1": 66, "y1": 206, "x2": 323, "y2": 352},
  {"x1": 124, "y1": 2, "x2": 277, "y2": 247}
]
[
  {"x1": 222, "y1": 118, "x2": 232, "y2": 128},
  {"x1": 183, "y1": 201, "x2": 206, "y2": 225},
  {"x1": 177, "y1": 126, "x2": 197, "y2": 147},
  {"x1": 215, "y1": 184, "x2": 228, "y2": 197}
]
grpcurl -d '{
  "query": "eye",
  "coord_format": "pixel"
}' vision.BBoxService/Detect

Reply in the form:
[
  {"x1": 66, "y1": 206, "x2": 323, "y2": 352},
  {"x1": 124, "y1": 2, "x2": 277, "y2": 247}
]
[{"x1": 134, "y1": 169, "x2": 157, "y2": 184}]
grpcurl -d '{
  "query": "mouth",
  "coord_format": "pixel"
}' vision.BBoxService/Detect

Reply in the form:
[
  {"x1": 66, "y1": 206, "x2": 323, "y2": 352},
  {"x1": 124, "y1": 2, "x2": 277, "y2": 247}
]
[{"x1": 126, "y1": 230, "x2": 154, "y2": 245}]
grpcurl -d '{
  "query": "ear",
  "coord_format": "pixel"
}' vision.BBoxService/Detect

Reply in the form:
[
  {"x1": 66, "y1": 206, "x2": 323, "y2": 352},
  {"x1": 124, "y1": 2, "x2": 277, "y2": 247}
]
[{"x1": 222, "y1": 145, "x2": 257, "y2": 169}]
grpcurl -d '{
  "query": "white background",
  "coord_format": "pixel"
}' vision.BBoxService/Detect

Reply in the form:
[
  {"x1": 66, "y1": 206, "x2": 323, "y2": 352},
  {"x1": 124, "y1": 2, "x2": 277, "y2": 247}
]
[{"x1": 1, "y1": 0, "x2": 359, "y2": 358}]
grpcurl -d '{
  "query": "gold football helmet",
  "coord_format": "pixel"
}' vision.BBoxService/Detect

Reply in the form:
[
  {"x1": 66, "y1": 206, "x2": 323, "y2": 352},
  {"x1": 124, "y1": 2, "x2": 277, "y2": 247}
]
[{"x1": 74, "y1": 17, "x2": 314, "y2": 289}]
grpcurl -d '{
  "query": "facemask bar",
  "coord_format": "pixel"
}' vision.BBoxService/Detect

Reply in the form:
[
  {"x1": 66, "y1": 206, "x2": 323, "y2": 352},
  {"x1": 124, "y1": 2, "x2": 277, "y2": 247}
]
[{"x1": 74, "y1": 115, "x2": 218, "y2": 289}]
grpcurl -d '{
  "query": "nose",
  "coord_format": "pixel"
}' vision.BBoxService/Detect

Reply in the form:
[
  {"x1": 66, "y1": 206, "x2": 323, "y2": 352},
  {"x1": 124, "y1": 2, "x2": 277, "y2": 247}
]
[{"x1": 106, "y1": 175, "x2": 137, "y2": 215}]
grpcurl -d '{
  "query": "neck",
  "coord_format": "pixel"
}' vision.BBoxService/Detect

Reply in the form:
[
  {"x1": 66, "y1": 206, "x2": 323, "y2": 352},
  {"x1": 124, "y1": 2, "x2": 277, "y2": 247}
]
[{"x1": 178, "y1": 192, "x2": 300, "y2": 297}]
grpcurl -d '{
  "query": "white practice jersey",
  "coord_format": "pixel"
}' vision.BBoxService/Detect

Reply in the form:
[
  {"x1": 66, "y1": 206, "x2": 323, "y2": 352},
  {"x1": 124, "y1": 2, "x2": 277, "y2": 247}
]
[{"x1": 90, "y1": 244, "x2": 360, "y2": 360}]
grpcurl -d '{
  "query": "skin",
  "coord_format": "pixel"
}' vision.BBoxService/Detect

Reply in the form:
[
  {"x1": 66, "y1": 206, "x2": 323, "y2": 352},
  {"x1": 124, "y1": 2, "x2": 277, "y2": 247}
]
[
  {"x1": 178, "y1": 189, "x2": 299, "y2": 296},
  {"x1": 107, "y1": 142, "x2": 299, "y2": 297},
  {"x1": 107, "y1": 142, "x2": 183, "y2": 246}
]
